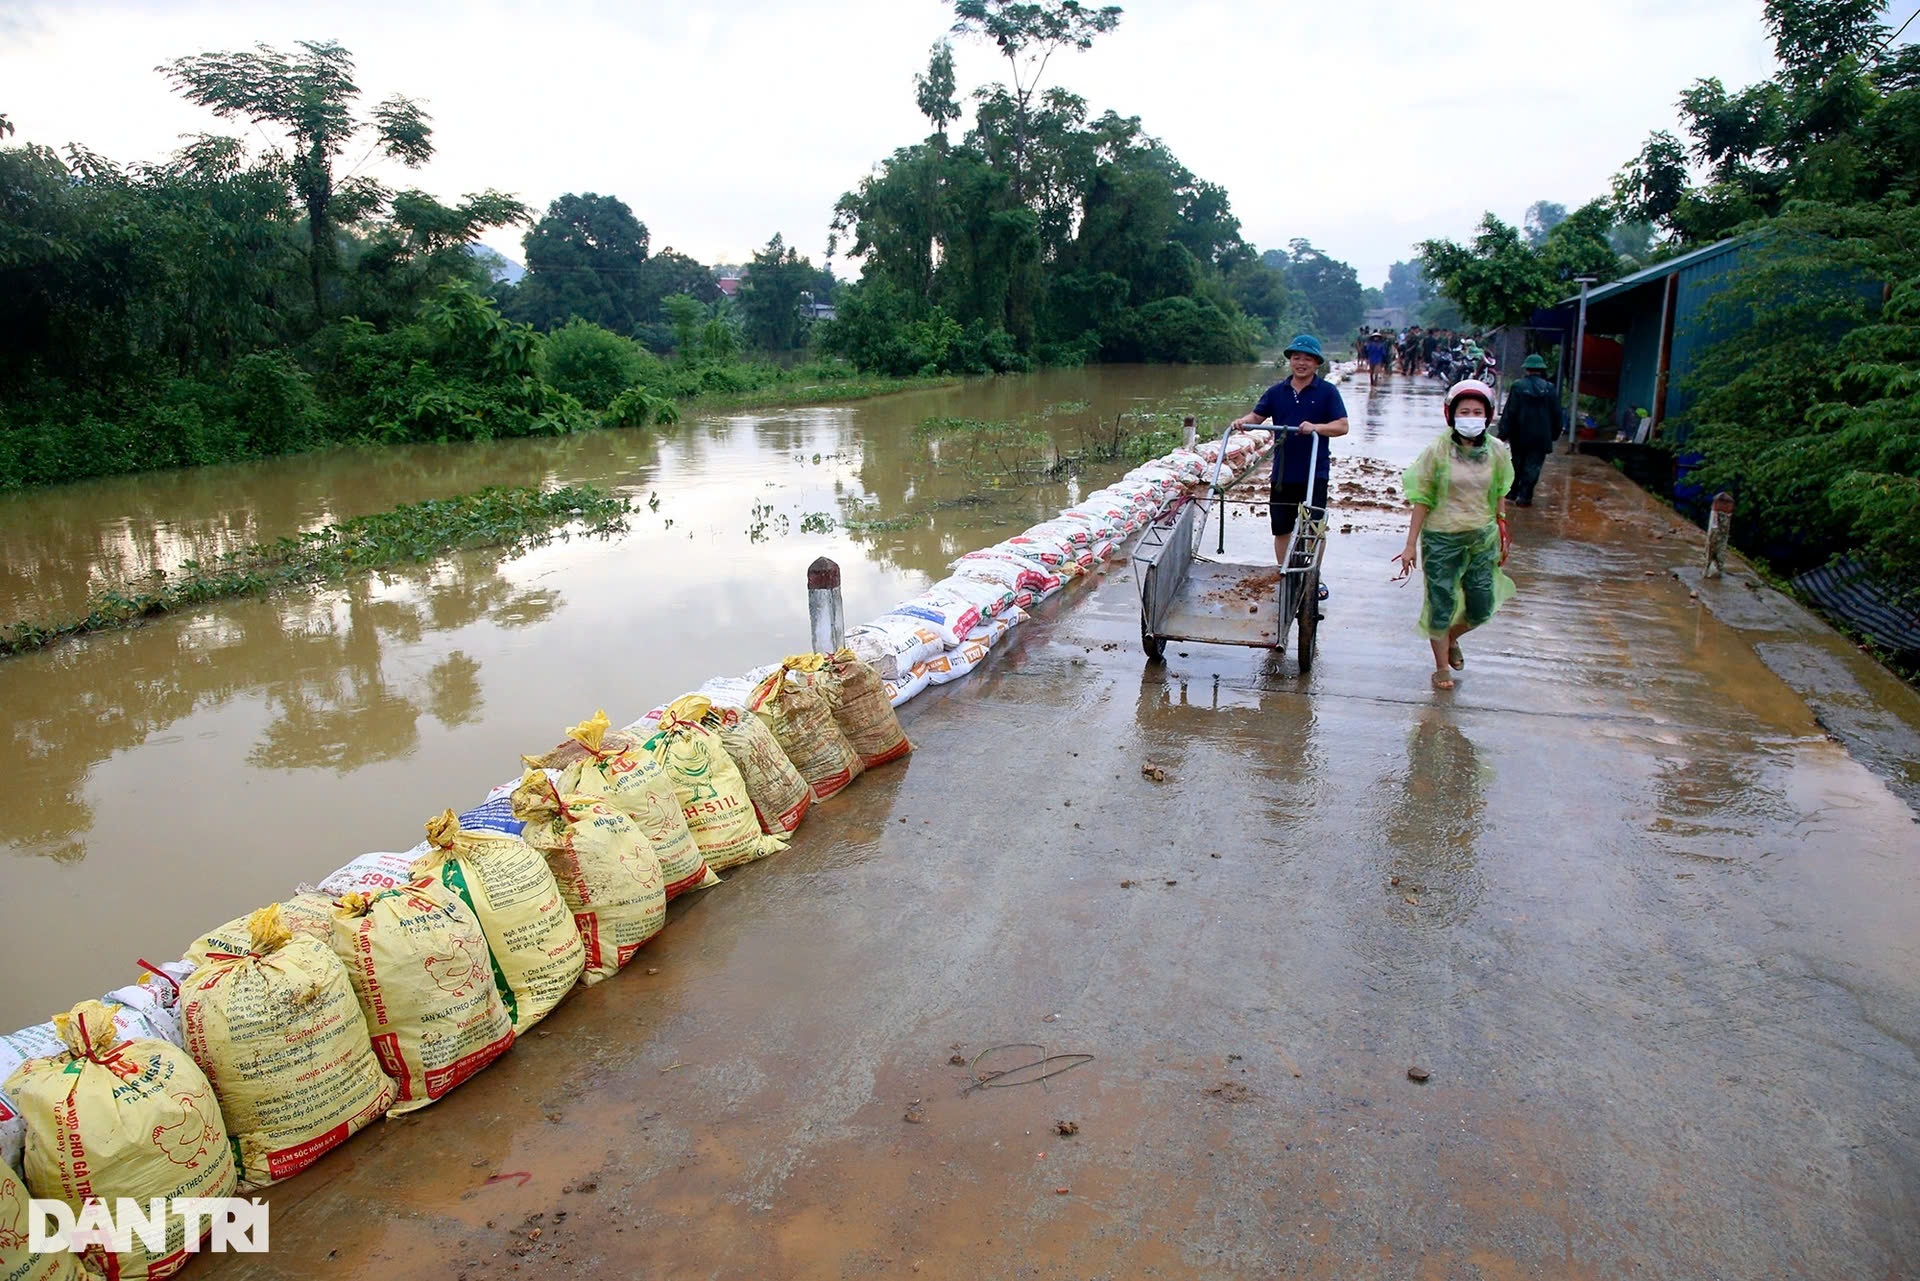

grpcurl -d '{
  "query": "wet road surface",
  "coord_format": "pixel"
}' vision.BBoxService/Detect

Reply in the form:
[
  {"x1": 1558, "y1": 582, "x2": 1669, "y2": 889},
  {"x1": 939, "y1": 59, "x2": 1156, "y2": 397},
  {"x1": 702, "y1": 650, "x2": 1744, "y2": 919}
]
[{"x1": 175, "y1": 373, "x2": 1920, "y2": 1278}]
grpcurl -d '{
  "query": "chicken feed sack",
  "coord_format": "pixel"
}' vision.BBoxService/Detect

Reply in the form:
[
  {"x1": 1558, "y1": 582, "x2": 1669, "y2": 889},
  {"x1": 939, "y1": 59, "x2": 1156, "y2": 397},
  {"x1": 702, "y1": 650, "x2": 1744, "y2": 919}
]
[
  {"x1": 641, "y1": 705, "x2": 787, "y2": 871},
  {"x1": 510, "y1": 769, "x2": 666, "y2": 983},
  {"x1": 412, "y1": 811, "x2": 586, "y2": 1035},
  {"x1": 329, "y1": 884, "x2": 516, "y2": 1115}
]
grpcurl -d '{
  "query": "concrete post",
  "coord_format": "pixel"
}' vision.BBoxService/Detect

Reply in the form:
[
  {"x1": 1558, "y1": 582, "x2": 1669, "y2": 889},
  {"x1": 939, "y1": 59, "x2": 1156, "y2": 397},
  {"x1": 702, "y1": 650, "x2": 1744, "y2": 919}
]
[
  {"x1": 807, "y1": 557, "x2": 845, "y2": 653},
  {"x1": 1567, "y1": 277, "x2": 1596, "y2": 455},
  {"x1": 1183, "y1": 415, "x2": 1196, "y2": 450},
  {"x1": 1704, "y1": 493, "x2": 1734, "y2": 579}
]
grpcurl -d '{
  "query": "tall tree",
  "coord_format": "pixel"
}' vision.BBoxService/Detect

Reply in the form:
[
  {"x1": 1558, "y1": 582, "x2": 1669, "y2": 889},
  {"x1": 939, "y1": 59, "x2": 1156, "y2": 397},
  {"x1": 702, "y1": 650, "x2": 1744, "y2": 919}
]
[
  {"x1": 161, "y1": 40, "x2": 433, "y2": 316},
  {"x1": 1523, "y1": 200, "x2": 1568, "y2": 248},
  {"x1": 738, "y1": 233, "x2": 818, "y2": 352},
  {"x1": 1283, "y1": 239, "x2": 1364, "y2": 335},
  {"x1": 507, "y1": 192, "x2": 652, "y2": 333},
  {"x1": 949, "y1": 0, "x2": 1122, "y2": 203}
]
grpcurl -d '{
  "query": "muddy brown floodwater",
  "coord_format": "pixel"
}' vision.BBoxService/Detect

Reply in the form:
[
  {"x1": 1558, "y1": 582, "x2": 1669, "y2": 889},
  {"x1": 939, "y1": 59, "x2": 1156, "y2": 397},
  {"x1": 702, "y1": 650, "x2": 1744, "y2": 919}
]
[{"x1": 0, "y1": 363, "x2": 1267, "y2": 1025}]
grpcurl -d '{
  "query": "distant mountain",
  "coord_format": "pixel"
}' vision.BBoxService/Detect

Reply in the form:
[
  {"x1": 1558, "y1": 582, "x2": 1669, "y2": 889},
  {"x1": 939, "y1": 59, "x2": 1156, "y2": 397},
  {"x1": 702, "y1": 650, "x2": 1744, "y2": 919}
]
[{"x1": 467, "y1": 244, "x2": 525, "y2": 285}]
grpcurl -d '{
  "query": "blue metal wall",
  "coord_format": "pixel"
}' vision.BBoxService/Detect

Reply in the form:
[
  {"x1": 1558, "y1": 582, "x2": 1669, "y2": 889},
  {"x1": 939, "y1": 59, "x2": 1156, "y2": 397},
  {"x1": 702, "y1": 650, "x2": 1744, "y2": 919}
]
[{"x1": 1664, "y1": 242, "x2": 1749, "y2": 439}]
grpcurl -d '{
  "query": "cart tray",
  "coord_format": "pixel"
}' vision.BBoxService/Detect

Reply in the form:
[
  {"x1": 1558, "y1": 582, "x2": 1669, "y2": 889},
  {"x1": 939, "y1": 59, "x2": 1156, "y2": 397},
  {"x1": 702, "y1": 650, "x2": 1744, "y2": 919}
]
[{"x1": 1154, "y1": 560, "x2": 1286, "y2": 648}]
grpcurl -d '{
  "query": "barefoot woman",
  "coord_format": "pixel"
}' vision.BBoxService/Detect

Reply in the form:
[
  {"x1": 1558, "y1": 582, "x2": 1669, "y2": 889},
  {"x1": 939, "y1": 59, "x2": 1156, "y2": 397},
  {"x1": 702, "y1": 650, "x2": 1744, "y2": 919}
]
[{"x1": 1393, "y1": 379, "x2": 1515, "y2": 690}]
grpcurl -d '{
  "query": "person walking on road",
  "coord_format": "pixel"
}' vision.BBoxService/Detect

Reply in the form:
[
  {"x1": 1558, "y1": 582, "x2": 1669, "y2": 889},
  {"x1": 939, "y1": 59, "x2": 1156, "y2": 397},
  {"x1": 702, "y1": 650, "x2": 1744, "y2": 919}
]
[
  {"x1": 1496, "y1": 354, "x2": 1560, "y2": 506},
  {"x1": 1232, "y1": 335, "x2": 1350, "y2": 589},
  {"x1": 1392, "y1": 379, "x2": 1515, "y2": 691},
  {"x1": 1364, "y1": 333, "x2": 1387, "y2": 386}
]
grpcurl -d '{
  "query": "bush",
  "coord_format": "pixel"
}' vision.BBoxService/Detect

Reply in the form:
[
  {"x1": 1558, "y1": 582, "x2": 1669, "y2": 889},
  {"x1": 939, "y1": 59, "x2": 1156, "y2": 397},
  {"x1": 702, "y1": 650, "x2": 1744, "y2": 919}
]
[{"x1": 538, "y1": 319, "x2": 657, "y2": 409}]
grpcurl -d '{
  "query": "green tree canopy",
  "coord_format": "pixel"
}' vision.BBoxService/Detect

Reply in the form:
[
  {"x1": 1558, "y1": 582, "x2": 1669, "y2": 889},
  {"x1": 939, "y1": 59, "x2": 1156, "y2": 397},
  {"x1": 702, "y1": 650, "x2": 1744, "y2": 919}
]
[{"x1": 161, "y1": 40, "x2": 435, "y2": 315}]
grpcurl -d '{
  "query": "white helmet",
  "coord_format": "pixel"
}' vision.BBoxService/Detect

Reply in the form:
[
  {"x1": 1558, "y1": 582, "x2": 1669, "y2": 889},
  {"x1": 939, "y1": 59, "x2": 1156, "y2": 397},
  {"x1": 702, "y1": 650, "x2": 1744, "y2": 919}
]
[{"x1": 1445, "y1": 379, "x2": 1496, "y2": 426}]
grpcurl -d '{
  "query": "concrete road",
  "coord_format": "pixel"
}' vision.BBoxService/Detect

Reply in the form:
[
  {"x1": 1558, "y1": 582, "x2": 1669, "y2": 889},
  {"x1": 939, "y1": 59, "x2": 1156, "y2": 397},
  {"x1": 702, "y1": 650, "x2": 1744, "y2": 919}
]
[{"x1": 198, "y1": 374, "x2": 1920, "y2": 1281}]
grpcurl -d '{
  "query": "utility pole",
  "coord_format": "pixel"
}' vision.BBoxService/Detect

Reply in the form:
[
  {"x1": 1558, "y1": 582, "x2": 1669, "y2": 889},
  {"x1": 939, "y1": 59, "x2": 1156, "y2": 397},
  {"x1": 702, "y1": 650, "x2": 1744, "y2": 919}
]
[{"x1": 1566, "y1": 277, "x2": 1597, "y2": 455}]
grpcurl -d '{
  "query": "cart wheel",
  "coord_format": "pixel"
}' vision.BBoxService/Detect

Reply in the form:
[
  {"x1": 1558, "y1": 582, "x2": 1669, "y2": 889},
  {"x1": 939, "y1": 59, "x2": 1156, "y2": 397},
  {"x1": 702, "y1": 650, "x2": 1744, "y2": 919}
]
[
  {"x1": 1142, "y1": 624, "x2": 1165, "y2": 663},
  {"x1": 1296, "y1": 572, "x2": 1319, "y2": 673}
]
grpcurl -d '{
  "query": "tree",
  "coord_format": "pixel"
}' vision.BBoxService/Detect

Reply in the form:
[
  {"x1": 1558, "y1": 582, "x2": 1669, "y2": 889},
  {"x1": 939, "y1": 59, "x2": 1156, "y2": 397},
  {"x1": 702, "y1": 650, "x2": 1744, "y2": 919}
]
[
  {"x1": 507, "y1": 193, "x2": 651, "y2": 333},
  {"x1": 1523, "y1": 201, "x2": 1568, "y2": 248},
  {"x1": 1418, "y1": 215, "x2": 1558, "y2": 327},
  {"x1": 161, "y1": 40, "x2": 434, "y2": 316},
  {"x1": 738, "y1": 233, "x2": 818, "y2": 352},
  {"x1": 1382, "y1": 259, "x2": 1431, "y2": 310},
  {"x1": 915, "y1": 41, "x2": 961, "y2": 140},
  {"x1": 949, "y1": 0, "x2": 1122, "y2": 202},
  {"x1": 1282, "y1": 239, "x2": 1364, "y2": 335}
]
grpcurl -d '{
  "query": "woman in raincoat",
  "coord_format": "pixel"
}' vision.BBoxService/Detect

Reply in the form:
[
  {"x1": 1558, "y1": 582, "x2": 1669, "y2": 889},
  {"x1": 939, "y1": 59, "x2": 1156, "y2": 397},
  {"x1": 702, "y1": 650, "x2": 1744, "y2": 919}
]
[{"x1": 1392, "y1": 379, "x2": 1515, "y2": 690}]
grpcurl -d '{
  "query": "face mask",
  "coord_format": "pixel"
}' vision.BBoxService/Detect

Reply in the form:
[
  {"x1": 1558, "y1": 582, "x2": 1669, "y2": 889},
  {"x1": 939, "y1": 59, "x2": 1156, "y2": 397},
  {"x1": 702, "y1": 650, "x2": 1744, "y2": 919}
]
[{"x1": 1453, "y1": 415, "x2": 1487, "y2": 438}]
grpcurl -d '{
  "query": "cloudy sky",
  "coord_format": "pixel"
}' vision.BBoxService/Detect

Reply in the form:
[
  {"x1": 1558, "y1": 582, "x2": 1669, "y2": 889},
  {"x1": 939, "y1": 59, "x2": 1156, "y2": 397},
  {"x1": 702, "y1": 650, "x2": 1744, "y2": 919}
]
[{"x1": 1, "y1": 1, "x2": 1907, "y2": 287}]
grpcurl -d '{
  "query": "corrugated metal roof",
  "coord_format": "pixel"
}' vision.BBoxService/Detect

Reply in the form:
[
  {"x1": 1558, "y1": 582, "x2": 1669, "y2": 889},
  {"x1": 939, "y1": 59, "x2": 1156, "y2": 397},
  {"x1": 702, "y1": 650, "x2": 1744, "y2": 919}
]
[
  {"x1": 1556, "y1": 237, "x2": 1746, "y2": 308},
  {"x1": 1793, "y1": 557, "x2": 1920, "y2": 653}
]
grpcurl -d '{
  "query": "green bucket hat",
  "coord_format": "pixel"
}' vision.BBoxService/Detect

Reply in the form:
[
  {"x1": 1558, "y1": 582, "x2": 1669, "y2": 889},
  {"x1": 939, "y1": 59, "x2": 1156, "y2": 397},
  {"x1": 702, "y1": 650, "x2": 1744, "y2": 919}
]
[
  {"x1": 1523, "y1": 354, "x2": 1548, "y2": 371},
  {"x1": 1282, "y1": 334, "x2": 1325, "y2": 364}
]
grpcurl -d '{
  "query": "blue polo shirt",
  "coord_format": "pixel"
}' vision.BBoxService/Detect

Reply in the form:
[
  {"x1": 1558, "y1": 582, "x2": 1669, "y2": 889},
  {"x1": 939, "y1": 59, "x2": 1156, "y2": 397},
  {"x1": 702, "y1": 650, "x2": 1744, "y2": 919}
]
[{"x1": 1252, "y1": 375, "x2": 1347, "y2": 485}]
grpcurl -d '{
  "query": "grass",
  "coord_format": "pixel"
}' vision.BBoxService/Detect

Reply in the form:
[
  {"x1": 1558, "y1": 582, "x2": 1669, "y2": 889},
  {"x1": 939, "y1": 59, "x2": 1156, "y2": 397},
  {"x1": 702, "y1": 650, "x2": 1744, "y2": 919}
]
[
  {"x1": 684, "y1": 373, "x2": 962, "y2": 413},
  {"x1": 1, "y1": 484, "x2": 630, "y2": 658}
]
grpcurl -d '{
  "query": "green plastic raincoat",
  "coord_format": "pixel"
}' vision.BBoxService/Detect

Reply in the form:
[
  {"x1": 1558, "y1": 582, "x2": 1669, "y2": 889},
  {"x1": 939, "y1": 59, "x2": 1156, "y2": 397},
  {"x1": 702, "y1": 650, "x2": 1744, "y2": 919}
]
[{"x1": 1401, "y1": 432, "x2": 1516, "y2": 637}]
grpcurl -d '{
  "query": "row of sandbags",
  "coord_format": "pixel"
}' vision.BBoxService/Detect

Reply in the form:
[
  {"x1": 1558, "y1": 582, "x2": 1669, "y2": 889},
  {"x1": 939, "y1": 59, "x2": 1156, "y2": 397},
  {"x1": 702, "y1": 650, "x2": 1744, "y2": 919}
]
[
  {"x1": 847, "y1": 432, "x2": 1273, "y2": 707},
  {"x1": 0, "y1": 433, "x2": 1271, "y2": 1281},
  {"x1": 0, "y1": 656, "x2": 913, "y2": 1279}
]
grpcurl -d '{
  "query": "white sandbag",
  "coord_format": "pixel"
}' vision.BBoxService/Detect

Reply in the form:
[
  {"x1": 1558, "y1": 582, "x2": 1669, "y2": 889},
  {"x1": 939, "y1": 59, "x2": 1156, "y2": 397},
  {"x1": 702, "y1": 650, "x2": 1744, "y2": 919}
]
[
  {"x1": 932, "y1": 575, "x2": 1014, "y2": 621},
  {"x1": 949, "y1": 550, "x2": 1058, "y2": 593},
  {"x1": 883, "y1": 667, "x2": 931, "y2": 708},
  {"x1": 846, "y1": 617, "x2": 946, "y2": 682},
  {"x1": 316, "y1": 851, "x2": 420, "y2": 897},
  {"x1": 919, "y1": 637, "x2": 993, "y2": 686},
  {"x1": 885, "y1": 588, "x2": 981, "y2": 648},
  {"x1": 1023, "y1": 519, "x2": 1092, "y2": 548}
]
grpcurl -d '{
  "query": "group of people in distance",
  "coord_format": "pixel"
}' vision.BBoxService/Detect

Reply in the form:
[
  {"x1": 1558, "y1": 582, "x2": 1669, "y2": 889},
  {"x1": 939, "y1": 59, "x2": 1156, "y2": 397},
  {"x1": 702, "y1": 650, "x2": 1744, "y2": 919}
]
[
  {"x1": 1231, "y1": 334, "x2": 1565, "y2": 692},
  {"x1": 1356, "y1": 325, "x2": 1461, "y2": 385}
]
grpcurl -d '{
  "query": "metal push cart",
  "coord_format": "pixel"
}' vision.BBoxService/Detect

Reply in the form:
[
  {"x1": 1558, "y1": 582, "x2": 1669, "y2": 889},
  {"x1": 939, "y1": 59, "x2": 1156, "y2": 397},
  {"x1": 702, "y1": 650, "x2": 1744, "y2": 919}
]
[{"x1": 1133, "y1": 421, "x2": 1326, "y2": 671}]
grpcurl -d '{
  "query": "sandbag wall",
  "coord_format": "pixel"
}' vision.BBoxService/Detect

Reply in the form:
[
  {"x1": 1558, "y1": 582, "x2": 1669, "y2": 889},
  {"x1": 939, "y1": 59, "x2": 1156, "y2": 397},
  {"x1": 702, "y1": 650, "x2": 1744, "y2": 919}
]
[{"x1": 0, "y1": 431, "x2": 1272, "y2": 1279}]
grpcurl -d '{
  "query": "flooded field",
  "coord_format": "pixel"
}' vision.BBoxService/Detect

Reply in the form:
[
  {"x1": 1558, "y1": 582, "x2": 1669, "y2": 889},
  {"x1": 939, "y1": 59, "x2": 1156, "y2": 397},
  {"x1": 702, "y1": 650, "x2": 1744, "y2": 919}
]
[{"x1": 0, "y1": 363, "x2": 1273, "y2": 1026}]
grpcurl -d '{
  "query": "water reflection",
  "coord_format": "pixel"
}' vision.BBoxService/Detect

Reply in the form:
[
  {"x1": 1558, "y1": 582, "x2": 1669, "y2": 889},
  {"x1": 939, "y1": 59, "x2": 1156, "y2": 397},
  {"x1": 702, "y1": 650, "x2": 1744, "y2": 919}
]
[
  {"x1": 1, "y1": 558, "x2": 557, "y2": 854},
  {"x1": 1377, "y1": 708, "x2": 1487, "y2": 925}
]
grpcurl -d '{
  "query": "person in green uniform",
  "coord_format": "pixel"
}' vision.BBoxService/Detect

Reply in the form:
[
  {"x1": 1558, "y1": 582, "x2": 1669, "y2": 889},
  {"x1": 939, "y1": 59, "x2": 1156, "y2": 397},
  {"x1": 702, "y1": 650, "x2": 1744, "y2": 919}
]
[
  {"x1": 1495, "y1": 354, "x2": 1561, "y2": 505},
  {"x1": 1393, "y1": 379, "x2": 1516, "y2": 691}
]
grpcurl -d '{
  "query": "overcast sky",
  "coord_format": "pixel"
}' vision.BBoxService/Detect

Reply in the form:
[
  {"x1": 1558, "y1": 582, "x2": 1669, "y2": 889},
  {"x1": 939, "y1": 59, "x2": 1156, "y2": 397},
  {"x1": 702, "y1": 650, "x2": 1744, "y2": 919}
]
[{"x1": 1, "y1": 1, "x2": 1910, "y2": 288}]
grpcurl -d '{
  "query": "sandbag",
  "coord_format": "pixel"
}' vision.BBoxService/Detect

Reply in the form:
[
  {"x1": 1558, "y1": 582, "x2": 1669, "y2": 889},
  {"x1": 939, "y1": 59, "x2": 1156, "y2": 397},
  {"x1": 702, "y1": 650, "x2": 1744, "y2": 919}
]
[
  {"x1": 511, "y1": 770, "x2": 666, "y2": 983},
  {"x1": 950, "y1": 551, "x2": 1057, "y2": 594},
  {"x1": 846, "y1": 618, "x2": 946, "y2": 681},
  {"x1": 315, "y1": 851, "x2": 420, "y2": 898},
  {"x1": 920, "y1": 636, "x2": 994, "y2": 685},
  {"x1": 684, "y1": 697, "x2": 811, "y2": 835},
  {"x1": 6, "y1": 1001, "x2": 235, "y2": 1279},
  {"x1": 882, "y1": 589, "x2": 980, "y2": 648},
  {"x1": 97, "y1": 960, "x2": 197, "y2": 1051},
  {"x1": 783, "y1": 651, "x2": 912, "y2": 770},
  {"x1": 185, "y1": 893, "x2": 335, "y2": 966},
  {"x1": 330, "y1": 884, "x2": 515, "y2": 1114},
  {"x1": 0, "y1": 1167, "x2": 86, "y2": 1281},
  {"x1": 642, "y1": 708, "x2": 787, "y2": 871},
  {"x1": 536, "y1": 713, "x2": 718, "y2": 898},
  {"x1": 883, "y1": 667, "x2": 930, "y2": 708},
  {"x1": 1, "y1": 1003, "x2": 182, "y2": 1184},
  {"x1": 931, "y1": 575, "x2": 1014, "y2": 621},
  {"x1": 748, "y1": 670, "x2": 862, "y2": 802},
  {"x1": 181, "y1": 907, "x2": 393, "y2": 1187},
  {"x1": 411, "y1": 811, "x2": 585, "y2": 1034}
]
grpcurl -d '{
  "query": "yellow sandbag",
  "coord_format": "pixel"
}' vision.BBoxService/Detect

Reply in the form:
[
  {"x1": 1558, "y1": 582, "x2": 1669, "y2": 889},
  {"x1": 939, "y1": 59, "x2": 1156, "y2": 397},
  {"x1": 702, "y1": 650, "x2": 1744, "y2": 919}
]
[
  {"x1": 643, "y1": 705, "x2": 787, "y2": 871},
  {"x1": 749, "y1": 669, "x2": 862, "y2": 802},
  {"x1": 330, "y1": 885, "x2": 515, "y2": 1116},
  {"x1": 0, "y1": 1168, "x2": 85, "y2": 1281},
  {"x1": 677, "y1": 696, "x2": 811, "y2": 835},
  {"x1": 180, "y1": 908, "x2": 393, "y2": 1187},
  {"x1": 184, "y1": 891, "x2": 334, "y2": 966},
  {"x1": 4, "y1": 1002, "x2": 232, "y2": 1280},
  {"x1": 510, "y1": 770, "x2": 666, "y2": 983},
  {"x1": 535, "y1": 711, "x2": 718, "y2": 899},
  {"x1": 786, "y1": 650, "x2": 913, "y2": 769},
  {"x1": 412, "y1": 810, "x2": 585, "y2": 1034}
]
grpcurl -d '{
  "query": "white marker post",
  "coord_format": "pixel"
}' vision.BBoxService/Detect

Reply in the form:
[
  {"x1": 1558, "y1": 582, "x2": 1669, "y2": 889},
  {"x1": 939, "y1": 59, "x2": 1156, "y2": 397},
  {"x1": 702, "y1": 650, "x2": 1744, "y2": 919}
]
[{"x1": 808, "y1": 556, "x2": 844, "y2": 654}]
